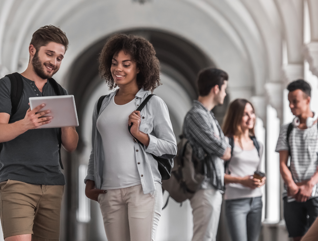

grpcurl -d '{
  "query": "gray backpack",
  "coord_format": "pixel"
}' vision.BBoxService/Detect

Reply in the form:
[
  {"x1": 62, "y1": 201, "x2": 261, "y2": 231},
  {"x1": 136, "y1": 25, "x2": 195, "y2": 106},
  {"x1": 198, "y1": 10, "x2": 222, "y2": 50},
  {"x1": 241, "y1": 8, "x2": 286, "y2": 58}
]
[{"x1": 162, "y1": 135, "x2": 205, "y2": 208}]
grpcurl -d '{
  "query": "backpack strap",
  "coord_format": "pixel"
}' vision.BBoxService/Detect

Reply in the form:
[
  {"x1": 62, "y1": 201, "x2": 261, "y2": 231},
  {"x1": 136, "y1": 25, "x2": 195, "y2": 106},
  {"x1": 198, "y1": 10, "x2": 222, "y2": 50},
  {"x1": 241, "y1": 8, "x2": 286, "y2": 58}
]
[
  {"x1": 250, "y1": 136, "x2": 262, "y2": 171},
  {"x1": 162, "y1": 195, "x2": 170, "y2": 210},
  {"x1": 250, "y1": 136, "x2": 260, "y2": 157},
  {"x1": 5, "y1": 72, "x2": 24, "y2": 118},
  {"x1": 0, "y1": 73, "x2": 24, "y2": 152},
  {"x1": 97, "y1": 95, "x2": 107, "y2": 114},
  {"x1": 286, "y1": 123, "x2": 294, "y2": 157},
  {"x1": 224, "y1": 136, "x2": 234, "y2": 174},
  {"x1": 128, "y1": 94, "x2": 154, "y2": 138},
  {"x1": 48, "y1": 78, "x2": 65, "y2": 95},
  {"x1": 225, "y1": 136, "x2": 260, "y2": 173},
  {"x1": 228, "y1": 137, "x2": 234, "y2": 157},
  {"x1": 136, "y1": 94, "x2": 154, "y2": 111}
]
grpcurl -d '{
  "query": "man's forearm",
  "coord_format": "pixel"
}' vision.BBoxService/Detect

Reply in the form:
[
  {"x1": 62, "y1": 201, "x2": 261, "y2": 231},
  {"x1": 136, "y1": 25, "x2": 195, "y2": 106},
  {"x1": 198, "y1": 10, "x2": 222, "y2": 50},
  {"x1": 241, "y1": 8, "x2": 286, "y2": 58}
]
[
  {"x1": 308, "y1": 167, "x2": 318, "y2": 186},
  {"x1": 61, "y1": 127, "x2": 78, "y2": 152},
  {"x1": 0, "y1": 120, "x2": 27, "y2": 142},
  {"x1": 280, "y1": 162, "x2": 295, "y2": 186}
]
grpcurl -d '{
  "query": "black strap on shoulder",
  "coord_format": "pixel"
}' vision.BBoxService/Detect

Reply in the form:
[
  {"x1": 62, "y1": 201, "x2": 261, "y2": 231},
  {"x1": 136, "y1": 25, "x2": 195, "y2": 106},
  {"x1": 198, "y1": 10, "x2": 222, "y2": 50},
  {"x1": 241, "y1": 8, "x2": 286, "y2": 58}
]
[
  {"x1": 128, "y1": 94, "x2": 154, "y2": 137},
  {"x1": 224, "y1": 136, "x2": 234, "y2": 174},
  {"x1": 250, "y1": 136, "x2": 260, "y2": 157},
  {"x1": 97, "y1": 95, "x2": 107, "y2": 114},
  {"x1": 5, "y1": 72, "x2": 24, "y2": 118},
  {"x1": 0, "y1": 73, "x2": 23, "y2": 152},
  {"x1": 286, "y1": 123, "x2": 294, "y2": 156},
  {"x1": 228, "y1": 137, "x2": 234, "y2": 157},
  {"x1": 225, "y1": 136, "x2": 260, "y2": 173},
  {"x1": 136, "y1": 94, "x2": 154, "y2": 112},
  {"x1": 48, "y1": 78, "x2": 65, "y2": 95}
]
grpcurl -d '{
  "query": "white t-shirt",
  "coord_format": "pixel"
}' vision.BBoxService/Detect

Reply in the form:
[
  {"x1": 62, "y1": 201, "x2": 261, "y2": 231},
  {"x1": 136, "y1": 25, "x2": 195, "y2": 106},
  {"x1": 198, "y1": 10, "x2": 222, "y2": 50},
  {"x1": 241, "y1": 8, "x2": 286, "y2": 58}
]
[
  {"x1": 97, "y1": 96, "x2": 141, "y2": 189},
  {"x1": 224, "y1": 144, "x2": 263, "y2": 200}
]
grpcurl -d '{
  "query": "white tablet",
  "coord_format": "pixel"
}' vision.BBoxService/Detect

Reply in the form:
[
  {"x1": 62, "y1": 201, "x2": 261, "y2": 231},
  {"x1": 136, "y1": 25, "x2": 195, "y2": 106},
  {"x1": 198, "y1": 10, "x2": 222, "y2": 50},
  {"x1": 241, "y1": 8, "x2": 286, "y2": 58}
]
[{"x1": 29, "y1": 95, "x2": 79, "y2": 129}]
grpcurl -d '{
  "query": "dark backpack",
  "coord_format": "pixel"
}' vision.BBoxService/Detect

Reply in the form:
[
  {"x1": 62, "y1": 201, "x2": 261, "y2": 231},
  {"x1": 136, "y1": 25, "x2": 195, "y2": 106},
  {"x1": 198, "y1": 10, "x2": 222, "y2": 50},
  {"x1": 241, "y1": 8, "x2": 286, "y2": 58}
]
[
  {"x1": 225, "y1": 136, "x2": 260, "y2": 174},
  {"x1": 0, "y1": 72, "x2": 65, "y2": 169},
  {"x1": 161, "y1": 134, "x2": 205, "y2": 209},
  {"x1": 96, "y1": 94, "x2": 174, "y2": 180}
]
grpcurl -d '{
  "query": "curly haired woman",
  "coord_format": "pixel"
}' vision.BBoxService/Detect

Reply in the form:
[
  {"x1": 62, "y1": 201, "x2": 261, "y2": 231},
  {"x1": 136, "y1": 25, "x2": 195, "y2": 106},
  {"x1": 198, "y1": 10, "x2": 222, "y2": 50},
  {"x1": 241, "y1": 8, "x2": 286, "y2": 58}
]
[{"x1": 84, "y1": 34, "x2": 177, "y2": 241}]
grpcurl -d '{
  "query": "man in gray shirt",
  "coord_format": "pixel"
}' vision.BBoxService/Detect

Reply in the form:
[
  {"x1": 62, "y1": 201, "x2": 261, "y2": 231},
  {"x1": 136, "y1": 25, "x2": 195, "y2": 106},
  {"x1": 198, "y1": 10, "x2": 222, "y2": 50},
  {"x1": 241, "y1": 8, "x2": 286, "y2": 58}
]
[
  {"x1": 0, "y1": 26, "x2": 78, "y2": 241},
  {"x1": 183, "y1": 68, "x2": 231, "y2": 241},
  {"x1": 276, "y1": 80, "x2": 318, "y2": 241}
]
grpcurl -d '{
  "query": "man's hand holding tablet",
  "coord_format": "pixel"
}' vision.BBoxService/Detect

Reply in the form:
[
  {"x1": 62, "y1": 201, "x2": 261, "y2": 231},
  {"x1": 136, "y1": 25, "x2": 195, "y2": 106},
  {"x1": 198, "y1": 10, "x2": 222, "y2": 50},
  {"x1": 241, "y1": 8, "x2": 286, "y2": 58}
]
[
  {"x1": 23, "y1": 104, "x2": 53, "y2": 129},
  {"x1": 29, "y1": 95, "x2": 79, "y2": 129}
]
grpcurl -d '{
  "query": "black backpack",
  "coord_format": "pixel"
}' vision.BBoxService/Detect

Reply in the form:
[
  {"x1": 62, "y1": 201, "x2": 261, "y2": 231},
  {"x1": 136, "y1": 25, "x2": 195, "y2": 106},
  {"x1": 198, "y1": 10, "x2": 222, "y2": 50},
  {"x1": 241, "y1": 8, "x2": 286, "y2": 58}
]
[
  {"x1": 0, "y1": 72, "x2": 65, "y2": 169},
  {"x1": 97, "y1": 94, "x2": 174, "y2": 180},
  {"x1": 225, "y1": 136, "x2": 260, "y2": 174}
]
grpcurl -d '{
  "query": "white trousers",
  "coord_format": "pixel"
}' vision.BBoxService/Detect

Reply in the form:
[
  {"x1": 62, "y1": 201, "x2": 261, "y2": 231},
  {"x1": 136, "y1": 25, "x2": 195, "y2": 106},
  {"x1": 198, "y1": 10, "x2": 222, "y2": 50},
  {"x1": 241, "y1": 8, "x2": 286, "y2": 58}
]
[
  {"x1": 98, "y1": 183, "x2": 162, "y2": 241},
  {"x1": 190, "y1": 187, "x2": 223, "y2": 241}
]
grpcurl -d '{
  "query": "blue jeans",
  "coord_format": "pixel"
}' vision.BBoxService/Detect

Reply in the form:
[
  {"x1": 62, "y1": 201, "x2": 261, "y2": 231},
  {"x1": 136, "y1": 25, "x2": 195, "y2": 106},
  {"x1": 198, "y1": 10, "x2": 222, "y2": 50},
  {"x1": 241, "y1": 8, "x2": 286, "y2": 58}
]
[{"x1": 225, "y1": 196, "x2": 263, "y2": 241}]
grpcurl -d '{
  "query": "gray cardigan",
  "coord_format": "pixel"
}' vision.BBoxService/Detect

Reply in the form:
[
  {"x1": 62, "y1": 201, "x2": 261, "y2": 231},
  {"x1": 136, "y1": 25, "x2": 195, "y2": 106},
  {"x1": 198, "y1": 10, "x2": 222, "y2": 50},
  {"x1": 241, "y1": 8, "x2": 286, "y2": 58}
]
[{"x1": 85, "y1": 88, "x2": 177, "y2": 194}]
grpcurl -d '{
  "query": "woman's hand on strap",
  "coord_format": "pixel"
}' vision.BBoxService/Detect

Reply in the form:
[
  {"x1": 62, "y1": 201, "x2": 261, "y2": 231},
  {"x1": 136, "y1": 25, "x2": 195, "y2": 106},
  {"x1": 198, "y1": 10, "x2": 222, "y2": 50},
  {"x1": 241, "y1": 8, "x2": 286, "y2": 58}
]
[
  {"x1": 128, "y1": 111, "x2": 141, "y2": 137},
  {"x1": 85, "y1": 180, "x2": 107, "y2": 201},
  {"x1": 128, "y1": 111, "x2": 150, "y2": 147}
]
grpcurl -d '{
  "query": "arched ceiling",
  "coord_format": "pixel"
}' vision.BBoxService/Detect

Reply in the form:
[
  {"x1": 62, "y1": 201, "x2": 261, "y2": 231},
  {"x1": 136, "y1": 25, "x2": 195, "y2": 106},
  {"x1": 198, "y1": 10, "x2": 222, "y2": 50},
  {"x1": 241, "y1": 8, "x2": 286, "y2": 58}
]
[
  {"x1": 0, "y1": 0, "x2": 314, "y2": 98},
  {"x1": 0, "y1": 0, "x2": 277, "y2": 97}
]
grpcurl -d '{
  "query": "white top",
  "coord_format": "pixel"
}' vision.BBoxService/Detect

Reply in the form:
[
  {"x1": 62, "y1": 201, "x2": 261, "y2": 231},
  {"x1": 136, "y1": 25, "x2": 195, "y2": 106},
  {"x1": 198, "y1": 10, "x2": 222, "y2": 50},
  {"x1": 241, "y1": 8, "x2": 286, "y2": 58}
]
[
  {"x1": 224, "y1": 144, "x2": 263, "y2": 200},
  {"x1": 97, "y1": 96, "x2": 141, "y2": 189}
]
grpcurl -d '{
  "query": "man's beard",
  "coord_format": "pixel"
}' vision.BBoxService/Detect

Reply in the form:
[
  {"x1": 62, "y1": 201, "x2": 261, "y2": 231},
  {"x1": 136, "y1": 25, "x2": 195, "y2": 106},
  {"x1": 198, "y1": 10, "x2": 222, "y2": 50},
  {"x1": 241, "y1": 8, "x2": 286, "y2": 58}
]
[{"x1": 32, "y1": 51, "x2": 56, "y2": 79}]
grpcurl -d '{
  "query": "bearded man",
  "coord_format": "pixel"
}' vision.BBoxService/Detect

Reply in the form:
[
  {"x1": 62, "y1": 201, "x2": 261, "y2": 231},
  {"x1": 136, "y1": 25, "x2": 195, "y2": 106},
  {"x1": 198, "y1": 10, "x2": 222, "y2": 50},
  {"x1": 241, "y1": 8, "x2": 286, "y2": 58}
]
[{"x1": 0, "y1": 25, "x2": 78, "y2": 241}]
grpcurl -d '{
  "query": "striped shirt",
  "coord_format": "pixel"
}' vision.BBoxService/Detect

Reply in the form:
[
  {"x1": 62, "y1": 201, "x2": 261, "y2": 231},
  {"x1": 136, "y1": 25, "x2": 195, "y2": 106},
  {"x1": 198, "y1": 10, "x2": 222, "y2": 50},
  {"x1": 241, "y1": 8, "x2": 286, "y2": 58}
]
[
  {"x1": 183, "y1": 100, "x2": 228, "y2": 191},
  {"x1": 275, "y1": 123, "x2": 318, "y2": 200}
]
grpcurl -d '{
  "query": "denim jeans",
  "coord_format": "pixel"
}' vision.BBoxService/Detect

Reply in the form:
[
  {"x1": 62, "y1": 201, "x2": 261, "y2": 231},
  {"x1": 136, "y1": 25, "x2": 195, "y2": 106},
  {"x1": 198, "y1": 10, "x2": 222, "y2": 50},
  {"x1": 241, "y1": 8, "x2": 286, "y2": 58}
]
[{"x1": 225, "y1": 196, "x2": 262, "y2": 241}]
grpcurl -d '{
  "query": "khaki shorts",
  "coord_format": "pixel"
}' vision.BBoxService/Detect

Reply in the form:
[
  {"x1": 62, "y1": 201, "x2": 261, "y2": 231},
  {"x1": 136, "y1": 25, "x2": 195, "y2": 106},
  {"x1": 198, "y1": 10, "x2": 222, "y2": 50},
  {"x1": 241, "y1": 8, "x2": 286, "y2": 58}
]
[{"x1": 0, "y1": 180, "x2": 64, "y2": 240}]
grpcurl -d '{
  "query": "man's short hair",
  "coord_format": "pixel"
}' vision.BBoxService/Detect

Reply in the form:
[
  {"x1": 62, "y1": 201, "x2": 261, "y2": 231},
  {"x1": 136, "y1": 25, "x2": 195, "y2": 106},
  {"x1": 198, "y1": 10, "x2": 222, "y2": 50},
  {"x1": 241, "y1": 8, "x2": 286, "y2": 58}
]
[
  {"x1": 287, "y1": 79, "x2": 311, "y2": 97},
  {"x1": 197, "y1": 67, "x2": 228, "y2": 96},
  {"x1": 30, "y1": 25, "x2": 69, "y2": 51}
]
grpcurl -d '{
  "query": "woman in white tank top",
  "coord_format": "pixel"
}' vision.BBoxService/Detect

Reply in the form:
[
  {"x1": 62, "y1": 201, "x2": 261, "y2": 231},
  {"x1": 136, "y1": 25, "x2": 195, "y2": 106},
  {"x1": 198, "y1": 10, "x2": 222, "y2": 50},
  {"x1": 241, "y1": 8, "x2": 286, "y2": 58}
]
[
  {"x1": 222, "y1": 99, "x2": 266, "y2": 241},
  {"x1": 84, "y1": 34, "x2": 177, "y2": 241}
]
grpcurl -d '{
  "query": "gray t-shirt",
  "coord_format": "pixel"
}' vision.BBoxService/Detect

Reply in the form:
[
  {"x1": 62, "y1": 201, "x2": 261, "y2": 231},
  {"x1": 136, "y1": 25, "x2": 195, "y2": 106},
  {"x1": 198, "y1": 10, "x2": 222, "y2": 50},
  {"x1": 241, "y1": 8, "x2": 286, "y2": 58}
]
[
  {"x1": 0, "y1": 75, "x2": 67, "y2": 185},
  {"x1": 276, "y1": 123, "x2": 318, "y2": 201}
]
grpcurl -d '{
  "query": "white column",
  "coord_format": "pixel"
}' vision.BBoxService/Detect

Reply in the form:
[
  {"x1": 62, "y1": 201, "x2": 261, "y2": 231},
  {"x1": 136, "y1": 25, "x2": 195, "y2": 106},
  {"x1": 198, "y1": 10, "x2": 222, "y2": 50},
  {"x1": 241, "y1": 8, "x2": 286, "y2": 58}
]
[
  {"x1": 263, "y1": 82, "x2": 282, "y2": 223},
  {"x1": 304, "y1": 42, "x2": 318, "y2": 78}
]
